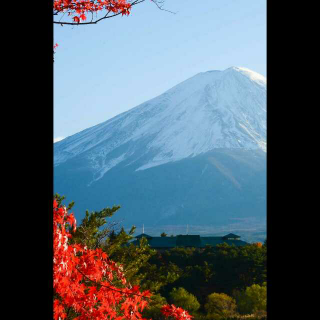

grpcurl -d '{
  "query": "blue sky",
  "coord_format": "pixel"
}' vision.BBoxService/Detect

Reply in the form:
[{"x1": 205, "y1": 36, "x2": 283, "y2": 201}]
[{"x1": 54, "y1": 0, "x2": 266, "y2": 142}]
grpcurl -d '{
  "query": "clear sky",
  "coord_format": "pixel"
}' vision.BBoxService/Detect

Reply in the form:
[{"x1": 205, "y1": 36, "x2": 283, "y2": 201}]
[{"x1": 54, "y1": 0, "x2": 266, "y2": 142}]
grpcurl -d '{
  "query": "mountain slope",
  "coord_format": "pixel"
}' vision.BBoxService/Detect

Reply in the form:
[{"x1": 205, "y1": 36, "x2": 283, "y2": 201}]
[{"x1": 54, "y1": 67, "x2": 266, "y2": 234}]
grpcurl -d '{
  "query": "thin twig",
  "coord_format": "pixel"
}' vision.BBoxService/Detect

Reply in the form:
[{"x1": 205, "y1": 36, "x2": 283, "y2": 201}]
[{"x1": 151, "y1": 0, "x2": 176, "y2": 14}]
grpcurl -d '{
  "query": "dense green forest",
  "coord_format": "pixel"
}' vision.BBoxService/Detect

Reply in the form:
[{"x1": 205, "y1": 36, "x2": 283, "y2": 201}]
[{"x1": 56, "y1": 195, "x2": 266, "y2": 320}]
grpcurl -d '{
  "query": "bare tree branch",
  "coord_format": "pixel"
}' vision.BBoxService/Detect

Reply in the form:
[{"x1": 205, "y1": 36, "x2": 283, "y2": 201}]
[{"x1": 151, "y1": 0, "x2": 176, "y2": 14}]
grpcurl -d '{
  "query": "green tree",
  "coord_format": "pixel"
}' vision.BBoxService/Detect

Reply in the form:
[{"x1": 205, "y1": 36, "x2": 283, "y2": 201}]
[
  {"x1": 142, "y1": 293, "x2": 168, "y2": 320},
  {"x1": 161, "y1": 232, "x2": 168, "y2": 237},
  {"x1": 54, "y1": 194, "x2": 156, "y2": 288},
  {"x1": 235, "y1": 283, "x2": 266, "y2": 315},
  {"x1": 70, "y1": 206, "x2": 123, "y2": 249},
  {"x1": 169, "y1": 287, "x2": 200, "y2": 314},
  {"x1": 107, "y1": 235, "x2": 157, "y2": 286},
  {"x1": 204, "y1": 293, "x2": 237, "y2": 320},
  {"x1": 200, "y1": 243, "x2": 266, "y2": 294},
  {"x1": 140, "y1": 262, "x2": 182, "y2": 293},
  {"x1": 57, "y1": 191, "x2": 124, "y2": 251}
]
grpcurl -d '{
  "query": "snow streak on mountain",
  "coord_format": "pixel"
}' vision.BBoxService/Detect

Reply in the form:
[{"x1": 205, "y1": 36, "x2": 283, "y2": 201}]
[{"x1": 55, "y1": 67, "x2": 266, "y2": 186}]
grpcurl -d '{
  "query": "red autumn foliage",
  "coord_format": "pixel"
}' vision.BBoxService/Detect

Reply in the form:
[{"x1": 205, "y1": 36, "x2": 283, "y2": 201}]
[
  {"x1": 161, "y1": 304, "x2": 193, "y2": 320},
  {"x1": 53, "y1": 1, "x2": 134, "y2": 50},
  {"x1": 53, "y1": 200, "x2": 192, "y2": 320},
  {"x1": 53, "y1": 1, "x2": 169, "y2": 51},
  {"x1": 53, "y1": 0, "x2": 132, "y2": 23}
]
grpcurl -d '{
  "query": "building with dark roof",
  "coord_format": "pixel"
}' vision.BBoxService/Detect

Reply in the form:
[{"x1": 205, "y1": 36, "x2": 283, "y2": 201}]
[
  {"x1": 222, "y1": 233, "x2": 241, "y2": 240},
  {"x1": 131, "y1": 233, "x2": 248, "y2": 250}
]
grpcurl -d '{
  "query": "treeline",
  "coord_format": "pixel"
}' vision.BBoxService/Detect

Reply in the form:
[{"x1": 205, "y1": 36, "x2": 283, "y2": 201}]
[
  {"x1": 122, "y1": 242, "x2": 266, "y2": 320},
  {"x1": 136, "y1": 243, "x2": 266, "y2": 319},
  {"x1": 57, "y1": 195, "x2": 266, "y2": 320}
]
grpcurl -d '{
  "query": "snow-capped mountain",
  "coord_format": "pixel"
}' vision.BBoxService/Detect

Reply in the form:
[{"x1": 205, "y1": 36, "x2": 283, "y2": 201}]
[
  {"x1": 55, "y1": 67, "x2": 265, "y2": 183},
  {"x1": 54, "y1": 67, "x2": 266, "y2": 233}
]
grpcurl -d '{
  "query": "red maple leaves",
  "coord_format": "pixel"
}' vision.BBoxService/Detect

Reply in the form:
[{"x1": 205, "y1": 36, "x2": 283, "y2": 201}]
[
  {"x1": 53, "y1": 200, "x2": 192, "y2": 320},
  {"x1": 53, "y1": 0, "x2": 132, "y2": 23},
  {"x1": 161, "y1": 304, "x2": 193, "y2": 320}
]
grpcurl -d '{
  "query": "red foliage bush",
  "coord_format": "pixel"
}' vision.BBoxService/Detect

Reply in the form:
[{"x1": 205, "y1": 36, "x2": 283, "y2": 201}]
[{"x1": 53, "y1": 200, "x2": 192, "y2": 320}]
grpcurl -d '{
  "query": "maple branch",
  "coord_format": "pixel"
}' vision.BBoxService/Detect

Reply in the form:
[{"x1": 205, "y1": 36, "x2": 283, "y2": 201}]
[
  {"x1": 53, "y1": 0, "x2": 174, "y2": 26},
  {"x1": 53, "y1": 0, "x2": 144, "y2": 25},
  {"x1": 54, "y1": 11, "x2": 123, "y2": 25},
  {"x1": 75, "y1": 266, "x2": 150, "y2": 299}
]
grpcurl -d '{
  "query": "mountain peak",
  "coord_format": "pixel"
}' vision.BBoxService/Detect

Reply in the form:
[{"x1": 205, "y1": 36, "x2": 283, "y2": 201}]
[{"x1": 223, "y1": 66, "x2": 266, "y2": 84}]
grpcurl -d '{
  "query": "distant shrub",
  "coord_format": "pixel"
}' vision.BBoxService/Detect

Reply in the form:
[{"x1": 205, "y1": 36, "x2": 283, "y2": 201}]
[
  {"x1": 208, "y1": 315, "x2": 266, "y2": 320},
  {"x1": 169, "y1": 287, "x2": 201, "y2": 314},
  {"x1": 205, "y1": 293, "x2": 237, "y2": 320},
  {"x1": 235, "y1": 283, "x2": 266, "y2": 315},
  {"x1": 225, "y1": 316, "x2": 266, "y2": 320}
]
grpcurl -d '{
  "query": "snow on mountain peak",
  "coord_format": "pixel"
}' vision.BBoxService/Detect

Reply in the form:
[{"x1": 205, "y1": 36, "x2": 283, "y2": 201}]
[
  {"x1": 226, "y1": 66, "x2": 266, "y2": 85},
  {"x1": 55, "y1": 67, "x2": 266, "y2": 184}
]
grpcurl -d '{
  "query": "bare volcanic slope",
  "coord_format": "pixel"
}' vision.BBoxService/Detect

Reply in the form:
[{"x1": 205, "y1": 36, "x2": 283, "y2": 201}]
[{"x1": 54, "y1": 67, "x2": 266, "y2": 232}]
